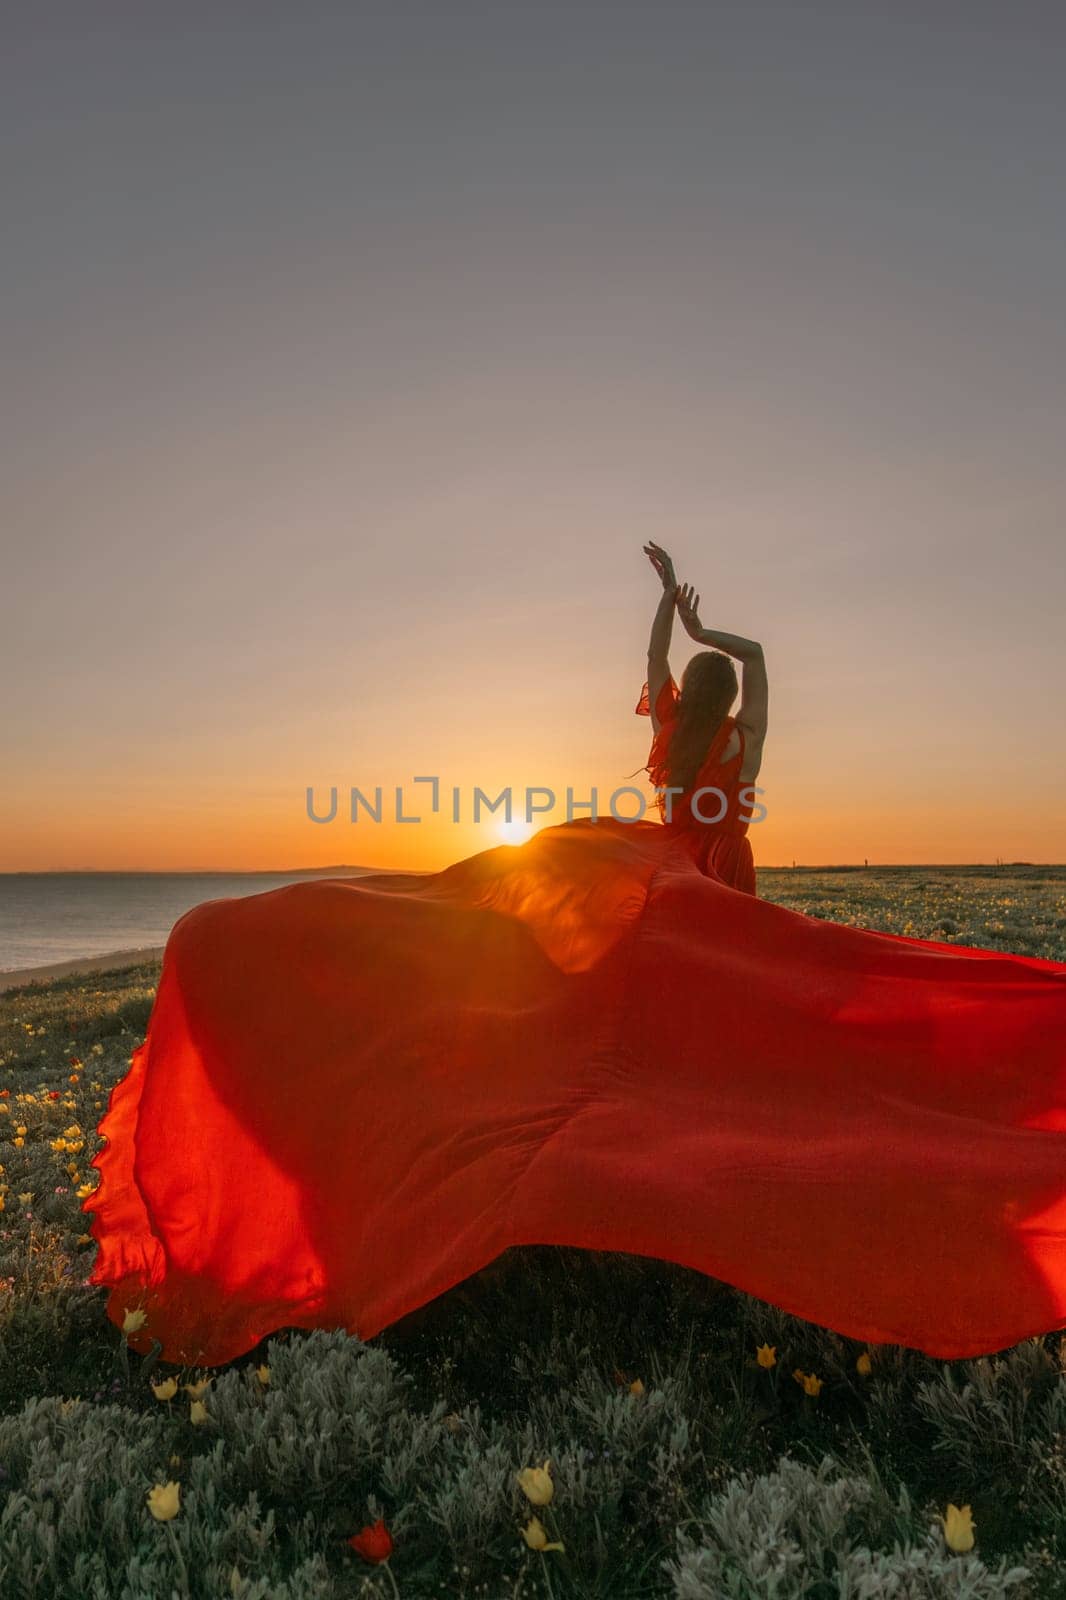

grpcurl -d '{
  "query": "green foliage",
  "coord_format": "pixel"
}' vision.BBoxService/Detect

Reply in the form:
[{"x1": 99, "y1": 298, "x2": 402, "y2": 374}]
[{"x1": 666, "y1": 1454, "x2": 1030, "y2": 1599}]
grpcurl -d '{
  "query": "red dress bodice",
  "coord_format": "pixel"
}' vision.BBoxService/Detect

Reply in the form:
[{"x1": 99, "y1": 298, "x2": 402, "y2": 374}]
[{"x1": 636, "y1": 675, "x2": 757, "y2": 891}]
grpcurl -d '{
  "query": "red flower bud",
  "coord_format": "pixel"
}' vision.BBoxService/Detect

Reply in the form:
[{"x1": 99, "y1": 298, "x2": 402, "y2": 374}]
[{"x1": 348, "y1": 1517, "x2": 393, "y2": 1563}]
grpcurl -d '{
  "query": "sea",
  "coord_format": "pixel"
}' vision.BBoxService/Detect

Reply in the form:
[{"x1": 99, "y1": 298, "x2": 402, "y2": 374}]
[{"x1": 0, "y1": 869, "x2": 376, "y2": 973}]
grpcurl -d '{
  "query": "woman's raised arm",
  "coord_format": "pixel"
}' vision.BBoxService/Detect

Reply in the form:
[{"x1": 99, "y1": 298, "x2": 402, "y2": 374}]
[
  {"x1": 675, "y1": 582, "x2": 768, "y2": 744},
  {"x1": 643, "y1": 542, "x2": 679, "y2": 732}
]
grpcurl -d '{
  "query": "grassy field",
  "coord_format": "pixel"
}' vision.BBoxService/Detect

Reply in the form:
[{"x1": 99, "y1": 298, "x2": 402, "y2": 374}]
[{"x1": 1, "y1": 867, "x2": 1064, "y2": 1598}]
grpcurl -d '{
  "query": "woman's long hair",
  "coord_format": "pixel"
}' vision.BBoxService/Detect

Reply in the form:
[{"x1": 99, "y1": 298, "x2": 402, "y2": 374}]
[{"x1": 665, "y1": 650, "x2": 738, "y2": 792}]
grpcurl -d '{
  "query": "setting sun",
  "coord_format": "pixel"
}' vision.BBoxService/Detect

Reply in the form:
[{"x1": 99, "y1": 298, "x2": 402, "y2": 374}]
[{"x1": 494, "y1": 818, "x2": 538, "y2": 846}]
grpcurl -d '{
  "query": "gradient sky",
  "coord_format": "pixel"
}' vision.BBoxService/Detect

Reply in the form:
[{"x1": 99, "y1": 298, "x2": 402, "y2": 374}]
[{"x1": 4, "y1": 2, "x2": 1065, "y2": 870}]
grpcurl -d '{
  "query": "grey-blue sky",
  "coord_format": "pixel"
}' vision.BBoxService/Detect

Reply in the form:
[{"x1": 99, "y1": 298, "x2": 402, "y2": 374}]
[{"x1": 4, "y1": 3, "x2": 1065, "y2": 866}]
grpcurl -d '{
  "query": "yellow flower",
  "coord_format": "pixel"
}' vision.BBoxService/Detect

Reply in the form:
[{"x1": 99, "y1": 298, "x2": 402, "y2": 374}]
[
  {"x1": 76, "y1": 1233, "x2": 92, "y2": 1245},
  {"x1": 516, "y1": 1459, "x2": 554, "y2": 1506},
  {"x1": 0, "y1": 1104, "x2": 9, "y2": 1114},
  {"x1": 51, "y1": 1139, "x2": 68, "y2": 1152},
  {"x1": 122, "y1": 1307, "x2": 148, "y2": 1334},
  {"x1": 15, "y1": 1126, "x2": 26, "y2": 1137},
  {"x1": 255, "y1": 1364, "x2": 271, "y2": 1386},
  {"x1": 146, "y1": 1481, "x2": 181, "y2": 1521},
  {"x1": 756, "y1": 1343, "x2": 777, "y2": 1369},
  {"x1": 151, "y1": 1377, "x2": 178, "y2": 1401},
  {"x1": 856, "y1": 1351, "x2": 873, "y2": 1377},
  {"x1": 66, "y1": 1163, "x2": 79, "y2": 1179},
  {"x1": 0, "y1": 1196, "x2": 5, "y2": 1213},
  {"x1": 792, "y1": 1368, "x2": 823, "y2": 1396},
  {"x1": 183, "y1": 1377, "x2": 211, "y2": 1399},
  {"x1": 76, "y1": 1183, "x2": 95, "y2": 1200},
  {"x1": 520, "y1": 1516, "x2": 564, "y2": 1553},
  {"x1": 12, "y1": 1137, "x2": 23, "y2": 1148},
  {"x1": 629, "y1": 1377, "x2": 645, "y2": 1396},
  {"x1": 189, "y1": 1399, "x2": 210, "y2": 1426},
  {"x1": 940, "y1": 1502, "x2": 975, "y2": 1552},
  {"x1": 64, "y1": 1124, "x2": 82, "y2": 1137},
  {"x1": 18, "y1": 1192, "x2": 32, "y2": 1205}
]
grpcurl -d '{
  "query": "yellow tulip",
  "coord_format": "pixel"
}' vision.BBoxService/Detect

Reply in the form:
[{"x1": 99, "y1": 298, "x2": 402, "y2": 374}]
[
  {"x1": 18, "y1": 1192, "x2": 32, "y2": 1205},
  {"x1": 756, "y1": 1343, "x2": 776, "y2": 1369},
  {"x1": 189, "y1": 1400, "x2": 210, "y2": 1426},
  {"x1": 516, "y1": 1459, "x2": 554, "y2": 1506},
  {"x1": 856, "y1": 1351, "x2": 872, "y2": 1377},
  {"x1": 146, "y1": 1481, "x2": 181, "y2": 1521},
  {"x1": 792, "y1": 1368, "x2": 823, "y2": 1396},
  {"x1": 122, "y1": 1307, "x2": 148, "y2": 1334},
  {"x1": 11, "y1": 1137, "x2": 23, "y2": 1148},
  {"x1": 183, "y1": 1377, "x2": 211, "y2": 1399},
  {"x1": 629, "y1": 1377, "x2": 645, "y2": 1396},
  {"x1": 255, "y1": 1364, "x2": 271, "y2": 1386},
  {"x1": 151, "y1": 1378, "x2": 178, "y2": 1401},
  {"x1": 520, "y1": 1516, "x2": 564, "y2": 1553},
  {"x1": 77, "y1": 1183, "x2": 94, "y2": 1200},
  {"x1": 941, "y1": 1502, "x2": 975, "y2": 1552}
]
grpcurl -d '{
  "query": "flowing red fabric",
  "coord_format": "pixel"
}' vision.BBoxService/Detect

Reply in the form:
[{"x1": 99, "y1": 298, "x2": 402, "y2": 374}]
[{"x1": 85, "y1": 693, "x2": 1066, "y2": 1367}]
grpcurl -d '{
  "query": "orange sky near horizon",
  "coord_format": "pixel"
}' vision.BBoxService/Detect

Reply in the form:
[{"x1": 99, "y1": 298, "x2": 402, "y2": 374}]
[
  {"x1": 5, "y1": 583, "x2": 1064, "y2": 871},
  {"x1": 4, "y1": 8, "x2": 1065, "y2": 872}
]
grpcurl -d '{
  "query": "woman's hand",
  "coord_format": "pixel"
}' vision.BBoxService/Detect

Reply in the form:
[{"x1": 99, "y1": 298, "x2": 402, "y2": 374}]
[
  {"x1": 644, "y1": 541, "x2": 678, "y2": 594},
  {"x1": 676, "y1": 582, "x2": 705, "y2": 640}
]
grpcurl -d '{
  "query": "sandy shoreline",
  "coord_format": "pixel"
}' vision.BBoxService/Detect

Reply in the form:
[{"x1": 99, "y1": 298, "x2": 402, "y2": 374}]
[{"x1": 0, "y1": 946, "x2": 165, "y2": 994}]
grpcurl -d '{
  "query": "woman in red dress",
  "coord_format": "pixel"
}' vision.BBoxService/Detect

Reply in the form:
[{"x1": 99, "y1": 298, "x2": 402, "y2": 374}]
[
  {"x1": 635, "y1": 538, "x2": 766, "y2": 894},
  {"x1": 85, "y1": 548, "x2": 1066, "y2": 1368}
]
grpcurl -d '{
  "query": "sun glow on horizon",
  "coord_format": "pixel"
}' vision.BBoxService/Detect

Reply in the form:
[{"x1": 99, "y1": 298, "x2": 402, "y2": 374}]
[{"x1": 494, "y1": 817, "x2": 539, "y2": 846}]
